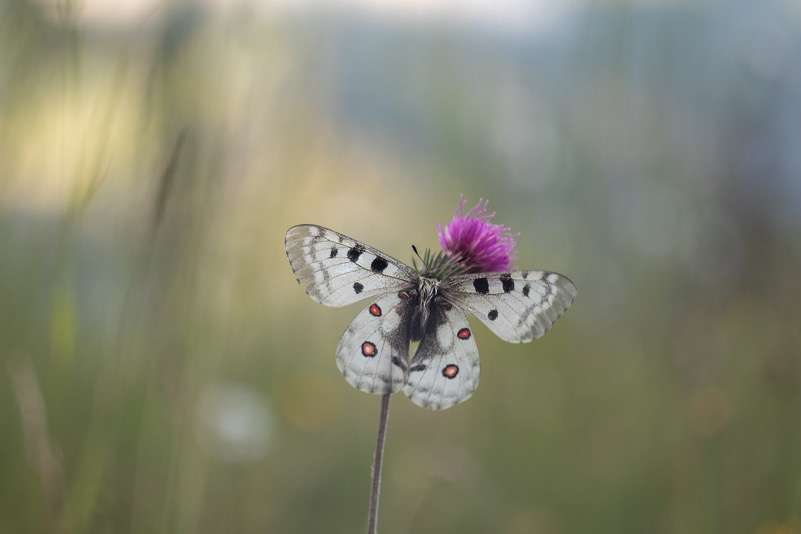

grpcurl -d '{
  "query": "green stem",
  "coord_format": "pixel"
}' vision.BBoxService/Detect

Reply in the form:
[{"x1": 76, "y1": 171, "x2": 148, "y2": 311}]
[{"x1": 367, "y1": 393, "x2": 392, "y2": 534}]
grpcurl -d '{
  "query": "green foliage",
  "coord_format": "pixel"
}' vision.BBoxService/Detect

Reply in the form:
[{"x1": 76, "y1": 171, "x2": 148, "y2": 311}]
[{"x1": 412, "y1": 247, "x2": 465, "y2": 280}]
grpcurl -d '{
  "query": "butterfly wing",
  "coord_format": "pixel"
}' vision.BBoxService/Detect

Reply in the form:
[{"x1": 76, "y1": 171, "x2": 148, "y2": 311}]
[
  {"x1": 403, "y1": 306, "x2": 480, "y2": 410},
  {"x1": 442, "y1": 271, "x2": 576, "y2": 344},
  {"x1": 285, "y1": 225, "x2": 417, "y2": 307},
  {"x1": 336, "y1": 292, "x2": 413, "y2": 395}
]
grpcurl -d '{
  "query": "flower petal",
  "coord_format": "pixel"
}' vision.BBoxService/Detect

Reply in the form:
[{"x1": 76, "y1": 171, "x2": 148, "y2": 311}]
[{"x1": 437, "y1": 196, "x2": 518, "y2": 273}]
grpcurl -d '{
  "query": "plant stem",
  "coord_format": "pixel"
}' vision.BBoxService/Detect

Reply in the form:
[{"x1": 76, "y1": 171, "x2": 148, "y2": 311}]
[{"x1": 367, "y1": 393, "x2": 392, "y2": 534}]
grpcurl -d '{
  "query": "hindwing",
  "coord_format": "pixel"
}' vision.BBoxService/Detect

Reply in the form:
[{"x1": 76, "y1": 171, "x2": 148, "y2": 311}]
[
  {"x1": 403, "y1": 306, "x2": 480, "y2": 410},
  {"x1": 442, "y1": 271, "x2": 576, "y2": 343},
  {"x1": 285, "y1": 225, "x2": 416, "y2": 307},
  {"x1": 336, "y1": 292, "x2": 413, "y2": 395}
]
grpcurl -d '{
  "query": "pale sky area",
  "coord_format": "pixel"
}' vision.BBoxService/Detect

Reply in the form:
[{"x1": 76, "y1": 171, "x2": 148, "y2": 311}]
[{"x1": 38, "y1": 0, "x2": 580, "y2": 32}]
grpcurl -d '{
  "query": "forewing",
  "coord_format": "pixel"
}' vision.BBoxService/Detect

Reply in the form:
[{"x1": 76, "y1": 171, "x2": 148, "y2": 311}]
[
  {"x1": 285, "y1": 225, "x2": 417, "y2": 307},
  {"x1": 403, "y1": 306, "x2": 480, "y2": 410},
  {"x1": 443, "y1": 271, "x2": 576, "y2": 344},
  {"x1": 336, "y1": 292, "x2": 412, "y2": 395}
]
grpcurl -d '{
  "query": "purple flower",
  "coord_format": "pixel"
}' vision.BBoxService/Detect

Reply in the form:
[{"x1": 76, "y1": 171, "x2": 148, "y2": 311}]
[{"x1": 437, "y1": 196, "x2": 518, "y2": 273}]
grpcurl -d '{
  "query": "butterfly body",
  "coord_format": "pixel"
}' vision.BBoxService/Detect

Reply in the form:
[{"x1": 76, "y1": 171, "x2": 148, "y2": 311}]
[
  {"x1": 285, "y1": 224, "x2": 576, "y2": 410},
  {"x1": 405, "y1": 275, "x2": 446, "y2": 341}
]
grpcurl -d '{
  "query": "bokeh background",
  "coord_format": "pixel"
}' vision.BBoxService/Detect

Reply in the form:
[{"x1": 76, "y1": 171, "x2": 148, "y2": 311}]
[{"x1": 2, "y1": 0, "x2": 801, "y2": 532}]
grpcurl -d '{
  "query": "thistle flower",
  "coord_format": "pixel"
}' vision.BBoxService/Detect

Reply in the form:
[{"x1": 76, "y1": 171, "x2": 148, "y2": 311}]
[{"x1": 437, "y1": 196, "x2": 518, "y2": 273}]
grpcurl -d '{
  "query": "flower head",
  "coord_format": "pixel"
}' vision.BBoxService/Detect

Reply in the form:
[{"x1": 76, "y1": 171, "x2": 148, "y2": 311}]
[{"x1": 437, "y1": 196, "x2": 518, "y2": 273}]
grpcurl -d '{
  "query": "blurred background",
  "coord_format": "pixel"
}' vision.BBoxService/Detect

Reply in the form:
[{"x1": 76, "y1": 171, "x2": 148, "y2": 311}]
[{"x1": 2, "y1": 0, "x2": 800, "y2": 532}]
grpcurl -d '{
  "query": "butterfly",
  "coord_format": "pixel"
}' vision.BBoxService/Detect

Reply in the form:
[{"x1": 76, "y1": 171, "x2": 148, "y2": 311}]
[{"x1": 285, "y1": 224, "x2": 576, "y2": 410}]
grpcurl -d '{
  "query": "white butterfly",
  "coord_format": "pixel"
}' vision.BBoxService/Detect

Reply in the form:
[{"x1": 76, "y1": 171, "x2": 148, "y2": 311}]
[{"x1": 285, "y1": 224, "x2": 576, "y2": 410}]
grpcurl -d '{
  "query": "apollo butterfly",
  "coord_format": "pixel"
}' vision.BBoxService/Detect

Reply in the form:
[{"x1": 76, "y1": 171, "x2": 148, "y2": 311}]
[{"x1": 285, "y1": 224, "x2": 576, "y2": 410}]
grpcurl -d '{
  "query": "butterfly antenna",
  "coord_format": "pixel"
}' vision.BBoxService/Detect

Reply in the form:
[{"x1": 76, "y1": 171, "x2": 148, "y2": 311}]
[{"x1": 411, "y1": 245, "x2": 423, "y2": 273}]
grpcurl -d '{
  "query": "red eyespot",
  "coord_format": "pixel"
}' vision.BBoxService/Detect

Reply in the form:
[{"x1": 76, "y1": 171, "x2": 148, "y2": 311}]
[
  {"x1": 457, "y1": 328, "x2": 471, "y2": 340},
  {"x1": 369, "y1": 304, "x2": 382, "y2": 316},
  {"x1": 442, "y1": 365, "x2": 459, "y2": 379},
  {"x1": 361, "y1": 342, "x2": 377, "y2": 357}
]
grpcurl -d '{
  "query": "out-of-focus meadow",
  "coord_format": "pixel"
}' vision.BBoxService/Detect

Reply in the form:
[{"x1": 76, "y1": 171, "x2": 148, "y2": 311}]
[{"x1": 2, "y1": 0, "x2": 801, "y2": 532}]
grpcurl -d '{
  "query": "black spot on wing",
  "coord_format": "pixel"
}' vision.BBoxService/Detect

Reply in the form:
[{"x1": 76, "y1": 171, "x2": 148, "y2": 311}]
[
  {"x1": 488, "y1": 309, "x2": 498, "y2": 321},
  {"x1": 500, "y1": 274, "x2": 514, "y2": 293},
  {"x1": 353, "y1": 282, "x2": 364, "y2": 294},
  {"x1": 330, "y1": 247, "x2": 338, "y2": 258},
  {"x1": 347, "y1": 245, "x2": 364, "y2": 262},
  {"x1": 473, "y1": 278, "x2": 490, "y2": 294},
  {"x1": 523, "y1": 283, "x2": 531, "y2": 297},
  {"x1": 371, "y1": 257, "x2": 389, "y2": 273}
]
